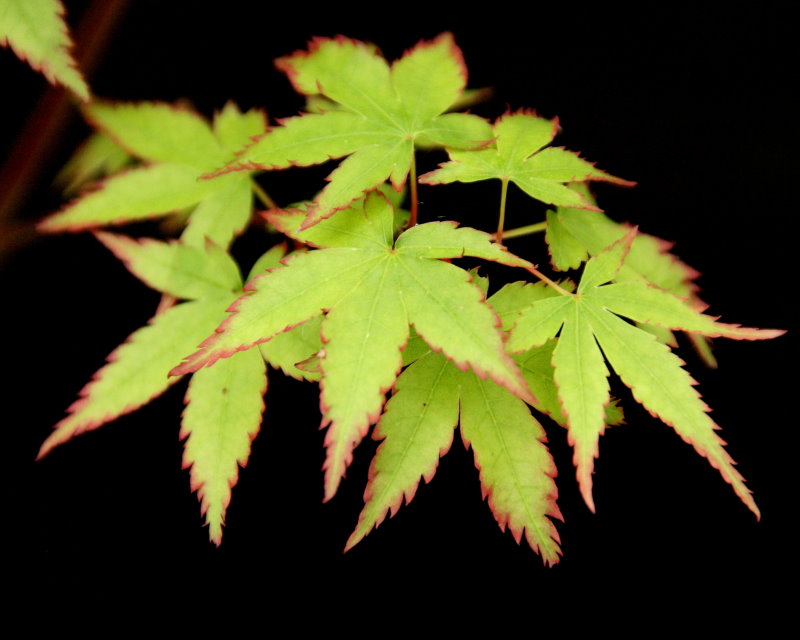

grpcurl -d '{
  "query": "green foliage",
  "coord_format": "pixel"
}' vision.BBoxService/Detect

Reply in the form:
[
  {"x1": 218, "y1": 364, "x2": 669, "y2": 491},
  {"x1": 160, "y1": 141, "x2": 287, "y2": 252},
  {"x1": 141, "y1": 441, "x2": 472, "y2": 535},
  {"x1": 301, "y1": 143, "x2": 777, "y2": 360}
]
[
  {"x1": 25, "y1": 26, "x2": 785, "y2": 563},
  {"x1": 0, "y1": 0, "x2": 89, "y2": 100}
]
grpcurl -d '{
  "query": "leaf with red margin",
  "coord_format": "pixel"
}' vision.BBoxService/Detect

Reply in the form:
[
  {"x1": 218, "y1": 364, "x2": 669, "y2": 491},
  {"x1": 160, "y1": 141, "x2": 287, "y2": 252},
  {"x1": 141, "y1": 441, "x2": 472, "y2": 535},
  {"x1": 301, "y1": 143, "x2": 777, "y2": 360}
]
[
  {"x1": 420, "y1": 111, "x2": 635, "y2": 211},
  {"x1": 0, "y1": 0, "x2": 89, "y2": 100},
  {"x1": 38, "y1": 298, "x2": 227, "y2": 458},
  {"x1": 546, "y1": 183, "x2": 729, "y2": 365},
  {"x1": 209, "y1": 33, "x2": 492, "y2": 229},
  {"x1": 43, "y1": 101, "x2": 265, "y2": 249},
  {"x1": 347, "y1": 347, "x2": 562, "y2": 565},
  {"x1": 509, "y1": 230, "x2": 784, "y2": 514},
  {"x1": 40, "y1": 237, "x2": 318, "y2": 543},
  {"x1": 182, "y1": 347, "x2": 267, "y2": 545},
  {"x1": 171, "y1": 192, "x2": 534, "y2": 500}
]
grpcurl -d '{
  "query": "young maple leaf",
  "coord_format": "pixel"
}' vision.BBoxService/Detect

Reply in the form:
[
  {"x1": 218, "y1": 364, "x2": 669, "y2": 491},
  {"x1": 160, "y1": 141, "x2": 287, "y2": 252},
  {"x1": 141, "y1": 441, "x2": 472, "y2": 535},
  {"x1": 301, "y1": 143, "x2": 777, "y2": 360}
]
[
  {"x1": 346, "y1": 284, "x2": 565, "y2": 564},
  {"x1": 209, "y1": 33, "x2": 493, "y2": 228},
  {"x1": 39, "y1": 101, "x2": 266, "y2": 249},
  {"x1": 419, "y1": 110, "x2": 635, "y2": 210},
  {"x1": 545, "y1": 182, "x2": 717, "y2": 365},
  {"x1": 0, "y1": 0, "x2": 89, "y2": 101},
  {"x1": 171, "y1": 191, "x2": 535, "y2": 501},
  {"x1": 38, "y1": 238, "x2": 319, "y2": 544},
  {"x1": 507, "y1": 229, "x2": 784, "y2": 514}
]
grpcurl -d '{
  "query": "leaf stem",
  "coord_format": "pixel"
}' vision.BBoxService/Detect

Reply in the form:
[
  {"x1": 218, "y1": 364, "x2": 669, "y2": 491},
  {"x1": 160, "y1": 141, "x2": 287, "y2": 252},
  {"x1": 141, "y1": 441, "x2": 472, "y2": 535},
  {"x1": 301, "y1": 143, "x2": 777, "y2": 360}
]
[
  {"x1": 495, "y1": 178, "x2": 509, "y2": 245},
  {"x1": 502, "y1": 221, "x2": 547, "y2": 240},
  {"x1": 251, "y1": 178, "x2": 277, "y2": 209},
  {"x1": 408, "y1": 152, "x2": 419, "y2": 227},
  {"x1": 527, "y1": 266, "x2": 574, "y2": 297}
]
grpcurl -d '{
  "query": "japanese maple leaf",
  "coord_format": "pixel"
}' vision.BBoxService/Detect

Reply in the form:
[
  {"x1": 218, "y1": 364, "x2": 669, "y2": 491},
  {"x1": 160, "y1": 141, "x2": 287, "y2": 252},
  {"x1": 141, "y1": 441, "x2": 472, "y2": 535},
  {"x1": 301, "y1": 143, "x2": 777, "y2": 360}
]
[
  {"x1": 171, "y1": 191, "x2": 535, "y2": 501},
  {"x1": 209, "y1": 33, "x2": 493, "y2": 228},
  {"x1": 39, "y1": 101, "x2": 266, "y2": 249},
  {"x1": 545, "y1": 182, "x2": 717, "y2": 364},
  {"x1": 508, "y1": 229, "x2": 784, "y2": 514},
  {"x1": 346, "y1": 276, "x2": 628, "y2": 563},
  {"x1": 0, "y1": 0, "x2": 89, "y2": 101},
  {"x1": 419, "y1": 110, "x2": 635, "y2": 210},
  {"x1": 38, "y1": 238, "x2": 320, "y2": 544}
]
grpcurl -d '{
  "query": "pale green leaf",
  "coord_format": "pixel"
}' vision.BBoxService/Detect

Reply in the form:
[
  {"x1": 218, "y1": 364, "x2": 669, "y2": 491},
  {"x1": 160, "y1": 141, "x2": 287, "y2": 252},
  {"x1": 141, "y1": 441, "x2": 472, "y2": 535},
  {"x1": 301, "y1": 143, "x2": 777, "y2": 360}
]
[
  {"x1": 176, "y1": 193, "x2": 532, "y2": 498},
  {"x1": 346, "y1": 351, "x2": 460, "y2": 550},
  {"x1": 320, "y1": 260, "x2": 409, "y2": 500},
  {"x1": 212, "y1": 102, "x2": 267, "y2": 154},
  {"x1": 545, "y1": 209, "x2": 587, "y2": 271},
  {"x1": 420, "y1": 111, "x2": 633, "y2": 212},
  {"x1": 591, "y1": 282, "x2": 785, "y2": 340},
  {"x1": 396, "y1": 221, "x2": 532, "y2": 268},
  {"x1": 38, "y1": 299, "x2": 226, "y2": 458},
  {"x1": 217, "y1": 35, "x2": 491, "y2": 226},
  {"x1": 551, "y1": 301, "x2": 610, "y2": 511},
  {"x1": 171, "y1": 248, "x2": 383, "y2": 375},
  {"x1": 182, "y1": 348, "x2": 267, "y2": 544},
  {"x1": 507, "y1": 295, "x2": 571, "y2": 352},
  {"x1": 182, "y1": 174, "x2": 253, "y2": 249},
  {"x1": 460, "y1": 369, "x2": 562, "y2": 564},
  {"x1": 39, "y1": 164, "x2": 222, "y2": 232},
  {"x1": 0, "y1": 0, "x2": 89, "y2": 100},
  {"x1": 584, "y1": 304, "x2": 760, "y2": 517},
  {"x1": 87, "y1": 101, "x2": 227, "y2": 169},
  {"x1": 95, "y1": 232, "x2": 241, "y2": 300}
]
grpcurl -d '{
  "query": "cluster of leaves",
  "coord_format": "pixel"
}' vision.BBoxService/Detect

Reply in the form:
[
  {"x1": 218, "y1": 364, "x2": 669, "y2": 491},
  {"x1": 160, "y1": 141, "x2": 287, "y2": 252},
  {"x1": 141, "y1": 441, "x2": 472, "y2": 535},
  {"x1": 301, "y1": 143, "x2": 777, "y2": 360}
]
[{"x1": 5, "y1": 3, "x2": 784, "y2": 564}]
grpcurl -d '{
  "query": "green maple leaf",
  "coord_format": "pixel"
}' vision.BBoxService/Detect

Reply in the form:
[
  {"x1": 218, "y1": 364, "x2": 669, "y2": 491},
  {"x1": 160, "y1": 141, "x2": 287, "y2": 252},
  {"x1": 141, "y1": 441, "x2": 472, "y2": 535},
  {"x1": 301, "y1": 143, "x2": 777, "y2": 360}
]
[
  {"x1": 346, "y1": 346, "x2": 562, "y2": 565},
  {"x1": 0, "y1": 0, "x2": 89, "y2": 101},
  {"x1": 39, "y1": 238, "x2": 319, "y2": 543},
  {"x1": 507, "y1": 229, "x2": 784, "y2": 514},
  {"x1": 40, "y1": 101, "x2": 266, "y2": 249},
  {"x1": 171, "y1": 192, "x2": 535, "y2": 501},
  {"x1": 346, "y1": 280, "x2": 580, "y2": 563},
  {"x1": 419, "y1": 110, "x2": 634, "y2": 210},
  {"x1": 545, "y1": 182, "x2": 718, "y2": 364},
  {"x1": 210, "y1": 33, "x2": 493, "y2": 228}
]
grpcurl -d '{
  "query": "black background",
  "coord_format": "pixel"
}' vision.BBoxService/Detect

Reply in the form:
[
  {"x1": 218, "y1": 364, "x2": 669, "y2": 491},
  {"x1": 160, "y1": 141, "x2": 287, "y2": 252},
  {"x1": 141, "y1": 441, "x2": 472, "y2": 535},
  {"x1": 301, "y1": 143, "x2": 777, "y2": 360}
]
[{"x1": 3, "y1": 0, "x2": 795, "y2": 616}]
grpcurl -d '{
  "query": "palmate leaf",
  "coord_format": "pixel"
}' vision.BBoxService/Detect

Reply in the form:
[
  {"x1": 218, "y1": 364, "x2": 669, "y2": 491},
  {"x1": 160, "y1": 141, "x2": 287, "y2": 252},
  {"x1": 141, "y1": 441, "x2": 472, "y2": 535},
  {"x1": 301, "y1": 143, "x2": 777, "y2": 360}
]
[
  {"x1": 210, "y1": 33, "x2": 493, "y2": 228},
  {"x1": 40, "y1": 101, "x2": 266, "y2": 249},
  {"x1": 172, "y1": 192, "x2": 535, "y2": 501},
  {"x1": 508, "y1": 230, "x2": 784, "y2": 513},
  {"x1": 346, "y1": 294, "x2": 563, "y2": 564},
  {"x1": 0, "y1": 0, "x2": 89, "y2": 100},
  {"x1": 546, "y1": 183, "x2": 717, "y2": 362},
  {"x1": 419, "y1": 110, "x2": 635, "y2": 210},
  {"x1": 39, "y1": 235, "x2": 310, "y2": 543}
]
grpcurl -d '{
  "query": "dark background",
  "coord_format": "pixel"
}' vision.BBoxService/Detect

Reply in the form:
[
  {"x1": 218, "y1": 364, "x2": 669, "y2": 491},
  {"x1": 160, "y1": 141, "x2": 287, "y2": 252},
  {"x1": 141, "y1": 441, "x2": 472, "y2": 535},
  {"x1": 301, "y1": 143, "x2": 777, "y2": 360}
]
[{"x1": 3, "y1": 1, "x2": 795, "y2": 615}]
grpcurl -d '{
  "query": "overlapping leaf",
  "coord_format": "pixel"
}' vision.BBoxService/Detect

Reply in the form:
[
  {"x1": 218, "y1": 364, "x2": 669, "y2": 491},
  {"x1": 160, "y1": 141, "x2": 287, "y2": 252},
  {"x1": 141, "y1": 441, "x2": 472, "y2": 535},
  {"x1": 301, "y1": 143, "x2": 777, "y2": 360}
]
[
  {"x1": 172, "y1": 192, "x2": 535, "y2": 501},
  {"x1": 347, "y1": 285, "x2": 564, "y2": 564},
  {"x1": 508, "y1": 230, "x2": 784, "y2": 514},
  {"x1": 0, "y1": 0, "x2": 89, "y2": 100},
  {"x1": 545, "y1": 183, "x2": 717, "y2": 362},
  {"x1": 40, "y1": 101, "x2": 266, "y2": 249},
  {"x1": 39, "y1": 237, "x2": 317, "y2": 543},
  {"x1": 419, "y1": 110, "x2": 635, "y2": 210},
  {"x1": 210, "y1": 33, "x2": 493, "y2": 228}
]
